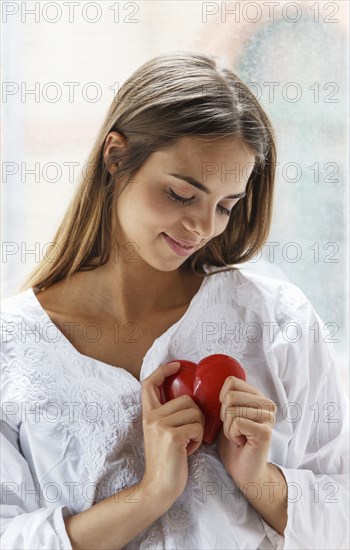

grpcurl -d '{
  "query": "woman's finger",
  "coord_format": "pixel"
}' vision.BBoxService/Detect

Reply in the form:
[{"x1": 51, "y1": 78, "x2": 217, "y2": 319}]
[
  {"x1": 221, "y1": 404, "x2": 276, "y2": 424},
  {"x1": 141, "y1": 362, "x2": 180, "y2": 414},
  {"x1": 219, "y1": 376, "x2": 265, "y2": 402},
  {"x1": 162, "y1": 406, "x2": 205, "y2": 428},
  {"x1": 174, "y1": 422, "x2": 205, "y2": 454},
  {"x1": 225, "y1": 416, "x2": 273, "y2": 446},
  {"x1": 220, "y1": 391, "x2": 277, "y2": 414}
]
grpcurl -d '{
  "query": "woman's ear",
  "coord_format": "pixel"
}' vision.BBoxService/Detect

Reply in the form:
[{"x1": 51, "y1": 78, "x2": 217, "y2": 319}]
[{"x1": 103, "y1": 131, "x2": 128, "y2": 175}]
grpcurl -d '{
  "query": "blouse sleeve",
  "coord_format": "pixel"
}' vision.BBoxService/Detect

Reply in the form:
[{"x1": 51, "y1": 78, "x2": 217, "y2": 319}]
[
  {"x1": 263, "y1": 287, "x2": 349, "y2": 550},
  {"x1": 277, "y1": 370, "x2": 349, "y2": 549},
  {"x1": 0, "y1": 409, "x2": 73, "y2": 549}
]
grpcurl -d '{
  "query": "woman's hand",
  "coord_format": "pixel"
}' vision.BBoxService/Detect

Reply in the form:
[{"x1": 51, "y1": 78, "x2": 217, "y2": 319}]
[
  {"x1": 141, "y1": 362, "x2": 205, "y2": 508},
  {"x1": 217, "y1": 376, "x2": 277, "y2": 487}
]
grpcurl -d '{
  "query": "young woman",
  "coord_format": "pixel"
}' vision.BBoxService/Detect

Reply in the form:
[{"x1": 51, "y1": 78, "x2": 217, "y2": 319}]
[{"x1": 1, "y1": 51, "x2": 348, "y2": 550}]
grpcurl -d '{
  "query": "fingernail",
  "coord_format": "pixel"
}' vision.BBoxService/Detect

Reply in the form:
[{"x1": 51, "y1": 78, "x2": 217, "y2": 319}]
[{"x1": 168, "y1": 361, "x2": 180, "y2": 366}]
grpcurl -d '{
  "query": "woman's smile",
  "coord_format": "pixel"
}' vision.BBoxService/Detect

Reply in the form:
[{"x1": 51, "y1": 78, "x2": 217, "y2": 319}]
[{"x1": 162, "y1": 232, "x2": 198, "y2": 256}]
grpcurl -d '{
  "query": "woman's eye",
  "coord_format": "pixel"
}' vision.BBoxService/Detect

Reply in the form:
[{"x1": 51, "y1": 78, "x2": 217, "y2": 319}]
[
  {"x1": 167, "y1": 188, "x2": 193, "y2": 205},
  {"x1": 166, "y1": 188, "x2": 232, "y2": 216}
]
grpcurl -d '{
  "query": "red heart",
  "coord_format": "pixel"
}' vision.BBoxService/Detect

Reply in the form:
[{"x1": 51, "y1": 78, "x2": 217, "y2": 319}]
[{"x1": 159, "y1": 354, "x2": 246, "y2": 445}]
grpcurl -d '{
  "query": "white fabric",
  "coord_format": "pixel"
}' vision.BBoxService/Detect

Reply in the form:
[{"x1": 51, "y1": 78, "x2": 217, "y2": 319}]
[{"x1": 1, "y1": 265, "x2": 349, "y2": 549}]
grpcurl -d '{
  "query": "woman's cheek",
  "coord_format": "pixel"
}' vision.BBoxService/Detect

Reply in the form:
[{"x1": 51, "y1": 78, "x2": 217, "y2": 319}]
[{"x1": 152, "y1": 193, "x2": 178, "y2": 219}]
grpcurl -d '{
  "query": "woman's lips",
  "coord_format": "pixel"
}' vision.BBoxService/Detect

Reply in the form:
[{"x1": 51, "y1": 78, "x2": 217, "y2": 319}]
[{"x1": 162, "y1": 233, "x2": 197, "y2": 257}]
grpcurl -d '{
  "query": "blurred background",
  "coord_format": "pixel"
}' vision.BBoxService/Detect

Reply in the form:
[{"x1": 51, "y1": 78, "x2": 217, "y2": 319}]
[{"x1": 1, "y1": 0, "x2": 349, "y2": 388}]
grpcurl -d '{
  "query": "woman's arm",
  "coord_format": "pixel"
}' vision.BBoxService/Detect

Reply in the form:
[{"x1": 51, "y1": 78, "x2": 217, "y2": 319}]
[
  {"x1": 218, "y1": 281, "x2": 349, "y2": 549},
  {"x1": 217, "y1": 375, "x2": 288, "y2": 537},
  {"x1": 64, "y1": 480, "x2": 170, "y2": 550},
  {"x1": 237, "y1": 462, "x2": 288, "y2": 536},
  {"x1": 0, "y1": 413, "x2": 170, "y2": 550}
]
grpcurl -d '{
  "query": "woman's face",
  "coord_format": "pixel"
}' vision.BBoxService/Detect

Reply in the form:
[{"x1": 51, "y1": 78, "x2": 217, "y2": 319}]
[{"x1": 112, "y1": 135, "x2": 256, "y2": 271}]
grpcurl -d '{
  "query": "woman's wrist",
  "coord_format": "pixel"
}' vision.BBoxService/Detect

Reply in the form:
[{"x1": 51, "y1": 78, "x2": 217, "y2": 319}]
[
  {"x1": 140, "y1": 476, "x2": 177, "y2": 514},
  {"x1": 238, "y1": 463, "x2": 288, "y2": 536}
]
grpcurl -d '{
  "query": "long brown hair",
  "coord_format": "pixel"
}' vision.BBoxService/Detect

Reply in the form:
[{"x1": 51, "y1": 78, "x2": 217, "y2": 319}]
[{"x1": 19, "y1": 50, "x2": 277, "y2": 292}]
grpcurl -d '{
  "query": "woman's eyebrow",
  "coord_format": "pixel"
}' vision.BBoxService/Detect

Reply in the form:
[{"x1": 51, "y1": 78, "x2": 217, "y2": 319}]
[{"x1": 167, "y1": 173, "x2": 246, "y2": 199}]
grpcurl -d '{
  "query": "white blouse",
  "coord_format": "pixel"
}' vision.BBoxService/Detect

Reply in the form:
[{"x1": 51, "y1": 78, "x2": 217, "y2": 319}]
[{"x1": 1, "y1": 266, "x2": 349, "y2": 549}]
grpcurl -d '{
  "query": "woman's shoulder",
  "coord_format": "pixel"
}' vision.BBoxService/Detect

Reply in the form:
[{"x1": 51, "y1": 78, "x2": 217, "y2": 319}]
[
  {"x1": 205, "y1": 264, "x2": 309, "y2": 312},
  {"x1": 1, "y1": 288, "x2": 44, "y2": 347},
  {"x1": 1, "y1": 287, "x2": 37, "y2": 319}
]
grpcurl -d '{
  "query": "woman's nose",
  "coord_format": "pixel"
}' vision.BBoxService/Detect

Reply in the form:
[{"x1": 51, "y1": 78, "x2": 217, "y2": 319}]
[{"x1": 184, "y1": 207, "x2": 216, "y2": 242}]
